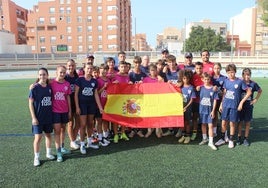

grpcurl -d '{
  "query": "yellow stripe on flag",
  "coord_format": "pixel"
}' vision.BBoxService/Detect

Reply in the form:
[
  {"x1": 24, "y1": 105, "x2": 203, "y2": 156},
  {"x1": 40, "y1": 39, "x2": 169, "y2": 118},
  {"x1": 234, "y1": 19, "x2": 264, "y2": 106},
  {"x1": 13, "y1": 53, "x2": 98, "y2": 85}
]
[{"x1": 104, "y1": 93, "x2": 183, "y2": 117}]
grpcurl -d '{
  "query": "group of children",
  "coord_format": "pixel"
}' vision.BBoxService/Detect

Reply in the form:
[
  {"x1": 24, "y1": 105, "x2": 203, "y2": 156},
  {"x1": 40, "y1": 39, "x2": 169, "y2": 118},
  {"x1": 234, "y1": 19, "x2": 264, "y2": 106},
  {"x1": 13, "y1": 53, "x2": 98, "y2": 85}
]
[{"x1": 29, "y1": 53, "x2": 262, "y2": 167}]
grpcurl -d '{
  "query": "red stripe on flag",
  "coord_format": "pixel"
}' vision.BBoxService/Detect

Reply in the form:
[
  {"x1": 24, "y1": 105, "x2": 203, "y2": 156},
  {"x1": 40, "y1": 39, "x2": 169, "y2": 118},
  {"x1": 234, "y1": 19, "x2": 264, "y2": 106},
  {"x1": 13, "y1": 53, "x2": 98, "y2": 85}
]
[
  {"x1": 103, "y1": 113, "x2": 184, "y2": 128},
  {"x1": 107, "y1": 83, "x2": 181, "y2": 95}
]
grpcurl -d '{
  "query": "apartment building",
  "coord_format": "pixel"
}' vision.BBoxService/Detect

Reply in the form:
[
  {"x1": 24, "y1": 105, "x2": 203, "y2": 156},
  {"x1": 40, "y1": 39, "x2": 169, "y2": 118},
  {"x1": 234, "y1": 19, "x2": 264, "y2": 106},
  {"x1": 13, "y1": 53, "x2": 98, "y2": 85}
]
[
  {"x1": 26, "y1": 0, "x2": 132, "y2": 54},
  {"x1": 131, "y1": 33, "x2": 151, "y2": 51},
  {"x1": 0, "y1": 0, "x2": 28, "y2": 44}
]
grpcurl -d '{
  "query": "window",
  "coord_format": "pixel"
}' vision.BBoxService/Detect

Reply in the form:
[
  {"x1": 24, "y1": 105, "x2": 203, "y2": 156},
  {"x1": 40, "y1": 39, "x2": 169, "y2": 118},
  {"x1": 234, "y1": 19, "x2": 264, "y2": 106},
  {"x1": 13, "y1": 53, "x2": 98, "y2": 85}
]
[
  {"x1": 77, "y1": 0, "x2": 82, "y2": 3},
  {"x1": 97, "y1": 6, "x2": 102, "y2": 13},
  {"x1": 88, "y1": 36, "x2": 92, "y2": 42},
  {"x1": 108, "y1": 44, "x2": 117, "y2": 49},
  {"x1": 107, "y1": 25, "x2": 117, "y2": 30},
  {"x1": 49, "y1": 7, "x2": 55, "y2": 14},
  {"x1": 77, "y1": 16, "x2": 82, "y2": 23},
  {"x1": 77, "y1": 7, "x2": 82, "y2": 13},
  {"x1": 60, "y1": 35, "x2": 64, "y2": 40},
  {"x1": 50, "y1": 17, "x2": 56, "y2": 24},
  {"x1": 87, "y1": 16, "x2": 92, "y2": 22},
  {"x1": 77, "y1": 26, "x2": 82, "y2": 32},
  {"x1": 87, "y1": 26, "x2": 92, "y2": 32},
  {"x1": 78, "y1": 45, "x2": 83, "y2": 52},
  {"x1": 59, "y1": 7, "x2": 64, "y2": 14},
  {"x1": 97, "y1": 0, "x2": 102, "y2": 3},
  {"x1": 97, "y1": 26, "x2": 102, "y2": 32},
  {"x1": 38, "y1": 17, "x2": 45, "y2": 24},
  {"x1": 40, "y1": 36, "x2": 45, "y2": 43},
  {"x1": 51, "y1": 46, "x2": 57, "y2": 53},
  {"x1": 87, "y1": 6, "x2": 92, "y2": 13},
  {"x1": 98, "y1": 45, "x2": 102, "y2": 51},
  {"x1": 98, "y1": 16, "x2": 102, "y2": 22},
  {"x1": 66, "y1": 26, "x2": 71, "y2": 33},
  {"x1": 98, "y1": 36, "x2": 102, "y2": 41},
  {"x1": 60, "y1": 0, "x2": 64, "y2": 4},
  {"x1": 66, "y1": 16, "x2": 71, "y2": 23},
  {"x1": 107, "y1": 6, "x2": 117, "y2": 11},
  {"x1": 88, "y1": 45, "x2": 92, "y2": 51},
  {"x1": 66, "y1": 7, "x2": 71, "y2": 14},
  {"x1": 68, "y1": 46, "x2": 72, "y2": 52},
  {"x1": 107, "y1": 15, "x2": 117, "y2": 20},
  {"x1": 67, "y1": 36, "x2": 72, "y2": 43},
  {"x1": 50, "y1": 36, "x2": 56, "y2": 43},
  {"x1": 40, "y1": 46, "x2": 46, "y2": 53},
  {"x1": 66, "y1": 0, "x2": 71, "y2": 4},
  {"x1": 87, "y1": 0, "x2": 92, "y2": 3},
  {"x1": 220, "y1": 27, "x2": 226, "y2": 35},
  {"x1": 108, "y1": 35, "x2": 117, "y2": 40},
  {"x1": 78, "y1": 36, "x2": 82, "y2": 43}
]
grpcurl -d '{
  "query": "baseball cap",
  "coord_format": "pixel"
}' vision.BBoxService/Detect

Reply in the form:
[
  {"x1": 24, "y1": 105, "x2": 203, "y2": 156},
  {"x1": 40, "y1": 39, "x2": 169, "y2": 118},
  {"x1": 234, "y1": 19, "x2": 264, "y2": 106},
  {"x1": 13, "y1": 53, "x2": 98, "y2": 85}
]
[
  {"x1": 87, "y1": 54, "x2": 94, "y2": 59},
  {"x1": 161, "y1": 48, "x2": 169, "y2": 54},
  {"x1": 184, "y1": 52, "x2": 193, "y2": 58}
]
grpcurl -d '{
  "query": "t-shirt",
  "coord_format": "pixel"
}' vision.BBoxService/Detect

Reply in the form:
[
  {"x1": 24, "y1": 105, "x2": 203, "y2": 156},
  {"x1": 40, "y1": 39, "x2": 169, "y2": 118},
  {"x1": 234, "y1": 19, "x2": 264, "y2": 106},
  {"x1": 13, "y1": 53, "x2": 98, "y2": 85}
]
[
  {"x1": 166, "y1": 69, "x2": 179, "y2": 84},
  {"x1": 65, "y1": 74, "x2": 78, "y2": 104},
  {"x1": 212, "y1": 74, "x2": 227, "y2": 99},
  {"x1": 75, "y1": 77, "x2": 98, "y2": 104},
  {"x1": 199, "y1": 86, "x2": 219, "y2": 114},
  {"x1": 112, "y1": 73, "x2": 130, "y2": 83},
  {"x1": 143, "y1": 76, "x2": 159, "y2": 83},
  {"x1": 107, "y1": 69, "x2": 118, "y2": 81},
  {"x1": 203, "y1": 62, "x2": 214, "y2": 76},
  {"x1": 129, "y1": 71, "x2": 147, "y2": 83},
  {"x1": 51, "y1": 79, "x2": 71, "y2": 113},
  {"x1": 241, "y1": 80, "x2": 262, "y2": 107},
  {"x1": 97, "y1": 77, "x2": 111, "y2": 107},
  {"x1": 29, "y1": 83, "x2": 53, "y2": 124},
  {"x1": 140, "y1": 65, "x2": 149, "y2": 76},
  {"x1": 222, "y1": 78, "x2": 248, "y2": 109},
  {"x1": 181, "y1": 85, "x2": 196, "y2": 107},
  {"x1": 191, "y1": 73, "x2": 203, "y2": 103}
]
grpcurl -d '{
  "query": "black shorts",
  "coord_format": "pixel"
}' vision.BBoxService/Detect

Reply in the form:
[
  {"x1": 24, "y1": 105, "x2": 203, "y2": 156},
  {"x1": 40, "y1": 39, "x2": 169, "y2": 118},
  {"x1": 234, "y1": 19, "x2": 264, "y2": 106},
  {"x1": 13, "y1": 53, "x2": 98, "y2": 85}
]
[{"x1": 53, "y1": 112, "x2": 69, "y2": 124}]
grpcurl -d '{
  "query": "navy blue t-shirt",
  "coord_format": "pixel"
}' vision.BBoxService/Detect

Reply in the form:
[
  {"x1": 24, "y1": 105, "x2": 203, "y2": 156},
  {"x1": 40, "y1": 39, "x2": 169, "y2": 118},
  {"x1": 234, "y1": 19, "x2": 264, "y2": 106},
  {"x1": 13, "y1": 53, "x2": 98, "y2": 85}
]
[
  {"x1": 140, "y1": 65, "x2": 149, "y2": 76},
  {"x1": 75, "y1": 77, "x2": 98, "y2": 104},
  {"x1": 129, "y1": 71, "x2": 147, "y2": 83},
  {"x1": 29, "y1": 83, "x2": 53, "y2": 124}
]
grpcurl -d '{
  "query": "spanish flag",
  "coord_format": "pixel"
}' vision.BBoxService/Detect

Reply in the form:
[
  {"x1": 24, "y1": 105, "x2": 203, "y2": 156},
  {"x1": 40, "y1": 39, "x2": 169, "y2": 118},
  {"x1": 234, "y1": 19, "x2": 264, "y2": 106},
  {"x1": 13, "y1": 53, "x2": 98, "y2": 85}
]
[{"x1": 103, "y1": 83, "x2": 184, "y2": 128}]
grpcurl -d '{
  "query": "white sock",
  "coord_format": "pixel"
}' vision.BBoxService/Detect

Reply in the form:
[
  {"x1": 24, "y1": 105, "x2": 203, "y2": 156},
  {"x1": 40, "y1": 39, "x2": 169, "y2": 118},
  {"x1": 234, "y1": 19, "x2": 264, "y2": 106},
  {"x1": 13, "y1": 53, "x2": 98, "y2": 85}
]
[
  {"x1": 202, "y1": 134, "x2": 207, "y2": 140},
  {"x1": 80, "y1": 141, "x2": 85, "y2": 147},
  {"x1": 46, "y1": 148, "x2": 52, "y2": 155},
  {"x1": 103, "y1": 131, "x2": 109, "y2": 138},
  {"x1": 87, "y1": 137, "x2": 92, "y2": 144},
  {"x1": 225, "y1": 131, "x2": 228, "y2": 138},
  {"x1": 34, "y1": 152, "x2": 40, "y2": 159},
  {"x1": 209, "y1": 137, "x2": 213, "y2": 144},
  {"x1": 98, "y1": 133, "x2": 103, "y2": 141},
  {"x1": 213, "y1": 127, "x2": 217, "y2": 134}
]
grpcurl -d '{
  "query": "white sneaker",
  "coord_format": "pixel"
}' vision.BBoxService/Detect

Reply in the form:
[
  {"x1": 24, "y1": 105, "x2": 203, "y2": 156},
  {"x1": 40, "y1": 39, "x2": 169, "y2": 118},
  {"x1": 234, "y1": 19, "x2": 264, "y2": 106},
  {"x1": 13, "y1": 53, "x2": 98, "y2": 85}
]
[
  {"x1": 162, "y1": 130, "x2": 173, "y2": 136},
  {"x1": 70, "y1": 141, "x2": 80, "y2": 150},
  {"x1": 34, "y1": 158, "x2": 40, "y2": 167},
  {"x1": 86, "y1": 143, "x2": 99, "y2": 149},
  {"x1": 175, "y1": 130, "x2": 182, "y2": 138},
  {"x1": 199, "y1": 139, "x2": 209, "y2": 145},
  {"x1": 228, "y1": 140, "x2": 235, "y2": 148},
  {"x1": 99, "y1": 139, "x2": 109, "y2": 147},
  {"x1": 103, "y1": 137, "x2": 110, "y2": 145},
  {"x1": 225, "y1": 136, "x2": 230, "y2": 143},
  {"x1": 80, "y1": 145, "x2": 86, "y2": 154},
  {"x1": 208, "y1": 143, "x2": 218, "y2": 150},
  {"x1": 215, "y1": 138, "x2": 226, "y2": 146},
  {"x1": 46, "y1": 154, "x2": 55, "y2": 160}
]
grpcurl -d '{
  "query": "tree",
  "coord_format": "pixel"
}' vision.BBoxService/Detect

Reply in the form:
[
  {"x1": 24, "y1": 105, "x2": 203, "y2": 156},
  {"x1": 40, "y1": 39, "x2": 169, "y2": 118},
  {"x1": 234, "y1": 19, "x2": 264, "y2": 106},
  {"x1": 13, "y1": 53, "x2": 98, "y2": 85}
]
[
  {"x1": 260, "y1": 0, "x2": 268, "y2": 26},
  {"x1": 184, "y1": 26, "x2": 231, "y2": 52}
]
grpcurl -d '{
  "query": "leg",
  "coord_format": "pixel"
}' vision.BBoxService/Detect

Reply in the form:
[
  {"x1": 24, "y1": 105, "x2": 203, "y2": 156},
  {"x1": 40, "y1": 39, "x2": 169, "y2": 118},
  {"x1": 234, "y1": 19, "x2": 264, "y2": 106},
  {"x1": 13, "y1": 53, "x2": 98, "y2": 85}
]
[
  {"x1": 44, "y1": 133, "x2": 55, "y2": 159},
  {"x1": 33, "y1": 133, "x2": 42, "y2": 166}
]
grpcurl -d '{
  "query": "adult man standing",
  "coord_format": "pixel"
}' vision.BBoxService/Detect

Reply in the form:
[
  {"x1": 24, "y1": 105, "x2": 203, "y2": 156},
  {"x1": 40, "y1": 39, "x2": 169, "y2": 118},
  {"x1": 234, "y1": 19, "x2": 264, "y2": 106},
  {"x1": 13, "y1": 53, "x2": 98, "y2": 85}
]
[
  {"x1": 201, "y1": 50, "x2": 214, "y2": 75},
  {"x1": 140, "y1": 55, "x2": 150, "y2": 75},
  {"x1": 161, "y1": 48, "x2": 169, "y2": 61},
  {"x1": 178, "y1": 52, "x2": 195, "y2": 72}
]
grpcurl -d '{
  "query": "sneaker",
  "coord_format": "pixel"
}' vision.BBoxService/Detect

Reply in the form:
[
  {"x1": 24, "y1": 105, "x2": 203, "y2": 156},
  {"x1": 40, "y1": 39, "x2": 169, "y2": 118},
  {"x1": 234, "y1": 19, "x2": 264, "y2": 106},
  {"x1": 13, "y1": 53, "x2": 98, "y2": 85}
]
[
  {"x1": 46, "y1": 154, "x2": 55, "y2": 160},
  {"x1": 208, "y1": 143, "x2": 218, "y2": 150},
  {"x1": 70, "y1": 141, "x2": 80, "y2": 150},
  {"x1": 145, "y1": 129, "x2": 153, "y2": 138},
  {"x1": 228, "y1": 140, "x2": 235, "y2": 149},
  {"x1": 199, "y1": 139, "x2": 209, "y2": 145},
  {"x1": 162, "y1": 130, "x2": 173, "y2": 136},
  {"x1": 56, "y1": 152, "x2": 63, "y2": 162},
  {"x1": 236, "y1": 137, "x2": 242, "y2": 146},
  {"x1": 190, "y1": 132, "x2": 197, "y2": 141},
  {"x1": 114, "y1": 134, "x2": 119, "y2": 143},
  {"x1": 86, "y1": 143, "x2": 99, "y2": 149},
  {"x1": 178, "y1": 136, "x2": 185, "y2": 143},
  {"x1": 225, "y1": 136, "x2": 230, "y2": 143},
  {"x1": 243, "y1": 139, "x2": 250, "y2": 146},
  {"x1": 120, "y1": 133, "x2": 129, "y2": 141},
  {"x1": 183, "y1": 136, "x2": 191, "y2": 144},
  {"x1": 137, "y1": 130, "x2": 144, "y2": 137},
  {"x1": 128, "y1": 130, "x2": 136, "y2": 138},
  {"x1": 99, "y1": 139, "x2": 109, "y2": 147},
  {"x1": 175, "y1": 130, "x2": 182, "y2": 138},
  {"x1": 34, "y1": 158, "x2": 40, "y2": 167},
  {"x1": 61, "y1": 147, "x2": 71, "y2": 155},
  {"x1": 215, "y1": 138, "x2": 226, "y2": 146},
  {"x1": 103, "y1": 137, "x2": 111, "y2": 145},
  {"x1": 80, "y1": 145, "x2": 86, "y2": 154}
]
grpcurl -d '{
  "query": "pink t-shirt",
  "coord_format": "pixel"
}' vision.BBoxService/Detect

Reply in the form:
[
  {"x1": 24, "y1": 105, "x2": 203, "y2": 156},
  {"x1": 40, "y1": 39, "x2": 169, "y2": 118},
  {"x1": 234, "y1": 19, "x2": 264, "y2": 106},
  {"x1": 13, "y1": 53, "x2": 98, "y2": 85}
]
[
  {"x1": 143, "y1": 76, "x2": 158, "y2": 83},
  {"x1": 50, "y1": 79, "x2": 71, "y2": 113},
  {"x1": 107, "y1": 69, "x2": 118, "y2": 80},
  {"x1": 112, "y1": 73, "x2": 130, "y2": 83},
  {"x1": 203, "y1": 62, "x2": 214, "y2": 76},
  {"x1": 97, "y1": 77, "x2": 111, "y2": 107}
]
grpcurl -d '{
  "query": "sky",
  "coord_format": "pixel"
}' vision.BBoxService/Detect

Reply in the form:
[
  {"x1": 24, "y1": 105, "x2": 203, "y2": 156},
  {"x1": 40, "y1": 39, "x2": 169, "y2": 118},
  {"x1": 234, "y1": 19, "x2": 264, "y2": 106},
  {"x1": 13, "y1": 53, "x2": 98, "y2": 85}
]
[{"x1": 13, "y1": 0, "x2": 256, "y2": 46}]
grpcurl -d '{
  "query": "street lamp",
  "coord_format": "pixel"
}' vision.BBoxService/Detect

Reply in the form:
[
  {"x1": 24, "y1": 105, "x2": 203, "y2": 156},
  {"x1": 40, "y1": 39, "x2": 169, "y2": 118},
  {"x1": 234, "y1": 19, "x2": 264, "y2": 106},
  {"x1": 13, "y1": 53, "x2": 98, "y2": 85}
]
[{"x1": 35, "y1": 19, "x2": 39, "y2": 68}]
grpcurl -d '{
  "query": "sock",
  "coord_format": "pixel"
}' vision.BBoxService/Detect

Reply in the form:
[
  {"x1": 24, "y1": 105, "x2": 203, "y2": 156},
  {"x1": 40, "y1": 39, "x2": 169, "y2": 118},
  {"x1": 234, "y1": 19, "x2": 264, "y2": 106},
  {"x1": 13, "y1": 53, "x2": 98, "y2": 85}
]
[
  {"x1": 104, "y1": 131, "x2": 109, "y2": 138},
  {"x1": 224, "y1": 131, "x2": 228, "y2": 138},
  {"x1": 61, "y1": 143, "x2": 64, "y2": 148},
  {"x1": 209, "y1": 137, "x2": 213, "y2": 144},
  {"x1": 238, "y1": 136, "x2": 241, "y2": 140},
  {"x1": 229, "y1": 135, "x2": 234, "y2": 141},
  {"x1": 213, "y1": 127, "x2": 217, "y2": 134},
  {"x1": 98, "y1": 133, "x2": 103, "y2": 141},
  {"x1": 80, "y1": 141, "x2": 85, "y2": 147},
  {"x1": 244, "y1": 137, "x2": 248, "y2": 140},
  {"x1": 87, "y1": 137, "x2": 92, "y2": 145},
  {"x1": 221, "y1": 132, "x2": 225, "y2": 140},
  {"x1": 46, "y1": 148, "x2": 52, "y2": 155},
  {"x1": 202, "y1": 134, "x2": 207, "y2": 140},
  {"x1": 57, "y1": 147, "x2": 61, "y2": 153},
  {"x1": 34, "y1": 152, "x2": 40, "y2": 158}
]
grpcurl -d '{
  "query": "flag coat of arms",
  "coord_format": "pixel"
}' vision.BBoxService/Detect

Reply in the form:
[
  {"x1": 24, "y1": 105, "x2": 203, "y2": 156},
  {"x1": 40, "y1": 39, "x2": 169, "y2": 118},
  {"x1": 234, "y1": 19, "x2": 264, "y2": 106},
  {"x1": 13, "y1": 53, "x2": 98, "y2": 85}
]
[{"x1": 103, "y1": 83, "x2": 184, "y2": 128}]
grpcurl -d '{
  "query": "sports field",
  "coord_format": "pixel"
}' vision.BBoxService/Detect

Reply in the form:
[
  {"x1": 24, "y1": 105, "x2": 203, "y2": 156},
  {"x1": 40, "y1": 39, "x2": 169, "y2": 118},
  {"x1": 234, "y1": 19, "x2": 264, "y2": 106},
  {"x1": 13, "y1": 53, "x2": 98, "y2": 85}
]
[{"x1": 0, "y1": 78, "x2": 268, "y2": 188}]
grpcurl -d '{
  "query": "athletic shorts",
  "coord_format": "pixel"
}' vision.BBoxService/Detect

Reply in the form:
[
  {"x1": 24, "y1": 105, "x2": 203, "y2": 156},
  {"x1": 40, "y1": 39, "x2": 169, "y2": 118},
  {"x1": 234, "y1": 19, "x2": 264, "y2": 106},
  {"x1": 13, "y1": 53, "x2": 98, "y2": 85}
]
[
  {"x1": 53, "y1": 112, "x2": 69, "y2": 124},
  {"x1": 192, "y1": 102, "x2": 199, "y2": 113},
  {"x1": 32, "y1": 123, "x2": 53, "y2": 134},
  {"x1": 240, "y1": 105, "x2": 253, "y2": 122},
  {"x1": 79, "y1": 103, "x2": 97, "y2": 115},
  {"x1": 184, "y1": 107, "x2": 192, "y2": 121},
  {"x1": 221, "y1": 107, "x2": 239, "y2": 123},
  {"x1": 199, "y1": 113, "x2": 213, "y2": 124},
  {"x1": 94, "y1": 108, "x2": 102, "y2": 118}
]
